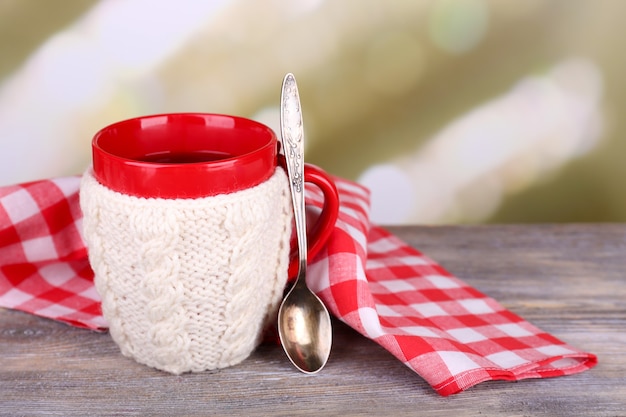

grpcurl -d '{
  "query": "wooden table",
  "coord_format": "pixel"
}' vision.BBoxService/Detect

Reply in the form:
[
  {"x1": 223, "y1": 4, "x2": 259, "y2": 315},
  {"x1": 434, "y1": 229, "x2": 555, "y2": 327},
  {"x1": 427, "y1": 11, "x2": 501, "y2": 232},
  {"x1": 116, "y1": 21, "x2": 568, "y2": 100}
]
[{"x1": 1, "y1": 225, "x2": 624, "y2": 416}]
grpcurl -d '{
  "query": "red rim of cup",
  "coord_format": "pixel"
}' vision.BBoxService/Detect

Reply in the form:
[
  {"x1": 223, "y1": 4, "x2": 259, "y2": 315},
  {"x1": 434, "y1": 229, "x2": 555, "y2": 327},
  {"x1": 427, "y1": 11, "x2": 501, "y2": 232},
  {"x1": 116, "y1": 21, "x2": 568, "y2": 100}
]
[{"x1": 91, "y1": 113, "x2": 278, "y2": 199}]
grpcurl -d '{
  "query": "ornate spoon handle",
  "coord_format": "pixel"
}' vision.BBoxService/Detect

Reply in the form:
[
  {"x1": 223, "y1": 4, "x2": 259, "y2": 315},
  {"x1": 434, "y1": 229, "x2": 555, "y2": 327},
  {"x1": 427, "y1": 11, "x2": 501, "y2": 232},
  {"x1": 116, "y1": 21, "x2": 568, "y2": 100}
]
[{"x1": 280, "y1": 73, "x2": 307, "y2": 269}]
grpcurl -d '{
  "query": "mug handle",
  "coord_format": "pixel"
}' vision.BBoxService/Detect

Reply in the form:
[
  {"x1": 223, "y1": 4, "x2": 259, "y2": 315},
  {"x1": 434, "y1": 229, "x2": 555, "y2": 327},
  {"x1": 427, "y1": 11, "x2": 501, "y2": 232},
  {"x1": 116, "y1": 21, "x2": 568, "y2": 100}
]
[{"x1": 278, "y1": 155, "x2": 340, "y2": 282}]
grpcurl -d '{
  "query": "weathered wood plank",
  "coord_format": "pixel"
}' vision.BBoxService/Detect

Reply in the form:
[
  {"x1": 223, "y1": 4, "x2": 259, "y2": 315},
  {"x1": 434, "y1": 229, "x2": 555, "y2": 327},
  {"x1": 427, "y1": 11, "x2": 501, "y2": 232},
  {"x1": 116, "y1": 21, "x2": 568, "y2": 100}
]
[{"x1": 1, "y1": 225, "x2": 624, "y2": 416}]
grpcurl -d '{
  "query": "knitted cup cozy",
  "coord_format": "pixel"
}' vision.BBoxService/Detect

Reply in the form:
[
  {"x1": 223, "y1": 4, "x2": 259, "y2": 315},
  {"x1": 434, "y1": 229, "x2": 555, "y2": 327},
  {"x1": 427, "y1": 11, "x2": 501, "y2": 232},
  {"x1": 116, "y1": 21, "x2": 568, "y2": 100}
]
[{"x1": 80, "y1": 168, "x2": 292, "y2": 374}]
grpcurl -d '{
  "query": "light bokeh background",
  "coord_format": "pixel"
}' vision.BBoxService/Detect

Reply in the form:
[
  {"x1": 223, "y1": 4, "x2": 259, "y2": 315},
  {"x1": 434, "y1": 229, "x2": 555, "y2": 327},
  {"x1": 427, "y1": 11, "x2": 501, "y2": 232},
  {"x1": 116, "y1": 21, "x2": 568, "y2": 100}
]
[{"x1": 1, "y1": 0, "x2": 624, "y2": 224}]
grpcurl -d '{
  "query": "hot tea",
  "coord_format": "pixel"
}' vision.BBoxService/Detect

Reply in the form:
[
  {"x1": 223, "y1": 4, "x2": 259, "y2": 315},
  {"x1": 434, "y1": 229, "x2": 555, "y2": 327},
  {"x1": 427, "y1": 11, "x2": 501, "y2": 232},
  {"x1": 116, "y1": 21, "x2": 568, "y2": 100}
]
[{"x1": 138, "y1": 150, "x2": 234, "y2": 163}]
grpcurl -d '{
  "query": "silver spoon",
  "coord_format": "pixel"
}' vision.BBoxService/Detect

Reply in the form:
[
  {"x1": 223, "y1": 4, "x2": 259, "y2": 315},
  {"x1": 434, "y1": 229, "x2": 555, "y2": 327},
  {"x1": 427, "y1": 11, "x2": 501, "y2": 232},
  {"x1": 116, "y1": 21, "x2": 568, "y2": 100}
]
[{"x1": 277, "y1": 73, "x2": 332, "y2": 374}]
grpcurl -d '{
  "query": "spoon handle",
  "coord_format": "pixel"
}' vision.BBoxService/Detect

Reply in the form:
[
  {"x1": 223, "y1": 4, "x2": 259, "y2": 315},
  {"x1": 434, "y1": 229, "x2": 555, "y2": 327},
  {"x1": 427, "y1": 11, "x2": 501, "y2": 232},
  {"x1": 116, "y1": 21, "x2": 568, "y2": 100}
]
[{"x1": 280, "y1": 73, "x2": 307, "y2": 270}]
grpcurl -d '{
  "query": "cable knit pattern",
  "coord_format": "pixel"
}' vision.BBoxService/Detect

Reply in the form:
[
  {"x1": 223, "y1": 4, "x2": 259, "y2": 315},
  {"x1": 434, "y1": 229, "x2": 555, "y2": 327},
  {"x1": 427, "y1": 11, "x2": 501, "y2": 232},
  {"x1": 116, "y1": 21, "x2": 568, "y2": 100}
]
[{"x1": 80, "y1": 168, "x2": 292, "y2": 374}]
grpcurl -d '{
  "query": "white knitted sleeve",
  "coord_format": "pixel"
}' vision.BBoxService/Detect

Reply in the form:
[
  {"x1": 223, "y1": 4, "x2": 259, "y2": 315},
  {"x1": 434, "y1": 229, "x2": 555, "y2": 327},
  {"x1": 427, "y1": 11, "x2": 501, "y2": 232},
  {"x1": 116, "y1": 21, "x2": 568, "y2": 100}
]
[{"x1": 80, "y1": 167, "x2": 292, "y2": 373}]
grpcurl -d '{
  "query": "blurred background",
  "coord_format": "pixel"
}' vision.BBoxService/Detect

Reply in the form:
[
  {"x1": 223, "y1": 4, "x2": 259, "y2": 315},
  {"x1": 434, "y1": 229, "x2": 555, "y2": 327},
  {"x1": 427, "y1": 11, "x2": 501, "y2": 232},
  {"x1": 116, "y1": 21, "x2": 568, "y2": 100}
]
[{"x1": 1, "y1": 0, "x2": 624, "y2": 225}]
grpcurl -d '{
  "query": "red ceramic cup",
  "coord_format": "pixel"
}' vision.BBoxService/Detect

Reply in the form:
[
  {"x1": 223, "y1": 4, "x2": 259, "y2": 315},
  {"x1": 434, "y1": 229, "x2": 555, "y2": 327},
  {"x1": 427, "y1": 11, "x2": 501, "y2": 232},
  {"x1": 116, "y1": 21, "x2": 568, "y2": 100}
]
[{"x1": 91, "y1": 113, "x2": 339, "y2": 277}]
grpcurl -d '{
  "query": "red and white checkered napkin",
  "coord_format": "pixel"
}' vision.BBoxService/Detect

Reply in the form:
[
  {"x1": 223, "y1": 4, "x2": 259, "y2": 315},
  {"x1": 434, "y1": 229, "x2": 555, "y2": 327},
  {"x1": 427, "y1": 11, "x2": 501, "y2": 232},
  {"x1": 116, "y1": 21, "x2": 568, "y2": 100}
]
[
  {"x1": 0, "y1": 175, "x2": 596, "y2": 396},
  {"x1": 0, "y1": 177, "x2": 105, "y2": 329}
]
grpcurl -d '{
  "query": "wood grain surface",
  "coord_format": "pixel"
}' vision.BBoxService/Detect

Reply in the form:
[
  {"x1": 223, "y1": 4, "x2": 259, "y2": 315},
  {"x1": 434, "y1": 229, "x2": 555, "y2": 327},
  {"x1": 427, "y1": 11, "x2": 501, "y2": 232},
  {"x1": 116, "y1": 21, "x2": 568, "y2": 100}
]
[{"x1": 1, "y1": 224, "x2": 625, "y2": 416}]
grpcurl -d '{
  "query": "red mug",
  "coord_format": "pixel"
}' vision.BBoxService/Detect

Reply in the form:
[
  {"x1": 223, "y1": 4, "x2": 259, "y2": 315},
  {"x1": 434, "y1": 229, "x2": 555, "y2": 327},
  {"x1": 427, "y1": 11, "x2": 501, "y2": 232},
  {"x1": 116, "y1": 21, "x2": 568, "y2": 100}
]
[
  {"x1": 90, "y1": 112, "x2": 339, "y2": 280},
  {"x1": 81, "y1": 113, "x2": 339, "y2": 373}
]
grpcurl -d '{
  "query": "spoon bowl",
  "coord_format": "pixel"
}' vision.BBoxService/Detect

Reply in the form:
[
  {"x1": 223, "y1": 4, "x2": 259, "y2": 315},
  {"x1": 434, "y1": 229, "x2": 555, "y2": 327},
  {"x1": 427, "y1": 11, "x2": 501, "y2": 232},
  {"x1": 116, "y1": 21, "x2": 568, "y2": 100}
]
[{"x1": 278, "y1": 278, "x2": 332, "y2": 373}]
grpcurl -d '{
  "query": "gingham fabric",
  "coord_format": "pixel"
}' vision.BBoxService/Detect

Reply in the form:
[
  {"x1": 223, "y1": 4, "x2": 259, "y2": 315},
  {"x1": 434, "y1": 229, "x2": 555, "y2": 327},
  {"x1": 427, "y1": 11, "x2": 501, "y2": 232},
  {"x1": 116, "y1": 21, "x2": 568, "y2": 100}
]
[
  {"x1": 0, "y1": 175, "x2": 596, "y2": 396},
  {"x1": 0, "y1": 177, "x2": 105, "y2": 329}
]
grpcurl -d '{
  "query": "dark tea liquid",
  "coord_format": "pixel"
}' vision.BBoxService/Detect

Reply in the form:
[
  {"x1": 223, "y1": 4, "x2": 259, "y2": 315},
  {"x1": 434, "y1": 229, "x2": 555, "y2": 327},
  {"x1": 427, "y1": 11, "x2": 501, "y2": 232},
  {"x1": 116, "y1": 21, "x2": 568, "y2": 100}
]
[{"x1": 138, "y1": 150, "x2": 234, "y2": 163}]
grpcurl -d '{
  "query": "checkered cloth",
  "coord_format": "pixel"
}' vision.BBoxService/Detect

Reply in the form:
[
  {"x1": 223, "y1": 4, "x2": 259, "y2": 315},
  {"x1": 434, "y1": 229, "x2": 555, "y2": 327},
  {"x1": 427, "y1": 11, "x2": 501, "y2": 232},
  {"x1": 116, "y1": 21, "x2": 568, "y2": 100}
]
[{"x1": 0, "y1": 175, "x2": 596, "y2": 396}]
